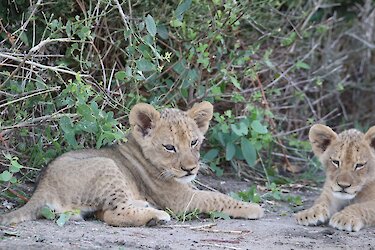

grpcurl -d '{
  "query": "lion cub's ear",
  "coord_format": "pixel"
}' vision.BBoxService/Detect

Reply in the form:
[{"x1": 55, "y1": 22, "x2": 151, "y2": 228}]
[
  {"x1": 364, "y1": 126, "x2": 375, "y2": 150},
  {"x1": 187, "y1": 101, "x2": 214, "y2": 134},
  {"x1": 309, "y1": 124, "x2": 338, "y2": 157},
  {"x1": 129, "y1": 103, "x2": 160, "y2": 138}
]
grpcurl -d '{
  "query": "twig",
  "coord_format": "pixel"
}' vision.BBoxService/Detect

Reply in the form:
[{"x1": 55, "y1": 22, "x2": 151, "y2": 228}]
[
  {"x1": 193, "y1": 179, "x2": 220, "y2": 193},
  {"x1": 198, "y1": 243, "x2": 241, "y2": 250},
  {"x1": 113, "y1": 0, "x2": 132, "y2": 45},
  {"x1": 255, "y1": 75, "x2": 296, "y2": 173},
  {"x1": 0, "y1": 113, "x2": 77, "y2": 131},
  {"x1": 7, "y1": 189, "x2": 29, "y2": 202},
  {"x1": 0, "y1": 52, "x2": 90, "y2": 79},
  {"x1": 10, "y1": 0, "x2": 43, "y2": 48},
  {"x1": 345, "y1": 32, "x2": 375, "y2": 49},
  {"x1": 193, "y1": 228, "x2": 249, "y2": 234},
  {"x1": 189, "y1": 223, "x2": 216, "y2": 230},
  {"x1": 201, "y1": 239, "x2": 240, "y2": 244},
  {"x1": 190, "y1": 223, "x2": 251, "y2": 234},
  {"x1": 0, "y1": 87, "x2": 61, "y2": 109},
  {"x1": 29, "y1": 38, "x2": 79, "y2": 52},
  {"x1": 182, "y1": 192, "x2": 197, "y2": 222}
]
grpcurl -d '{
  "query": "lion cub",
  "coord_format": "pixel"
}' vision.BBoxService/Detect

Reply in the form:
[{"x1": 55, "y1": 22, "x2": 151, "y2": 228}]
[
  {"x1": 0, "y1": 102, "x2": 263, "y2": 227},
  {"x1": 296, "y1": 124, "x2": 375, "y2": 231}
]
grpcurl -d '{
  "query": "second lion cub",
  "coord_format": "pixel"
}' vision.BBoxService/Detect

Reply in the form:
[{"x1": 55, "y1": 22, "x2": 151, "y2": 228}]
[
  {"x1": 296, "y1": 124, "x2": 375, "y2": 231},
  {"x1": 0, "y1": 102, "x2": 263, "y2": 227}
]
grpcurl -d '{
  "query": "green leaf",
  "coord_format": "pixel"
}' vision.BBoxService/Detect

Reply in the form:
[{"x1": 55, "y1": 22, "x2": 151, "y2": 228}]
[
  {"x1": 77, "y1": 26, "x2": 91, "y2": 40},
  {"x1": 59, "y1": 116, "x2": 74, "y2": 133},
  {"x1": 241, "y1": 138, "x2": 256, "y2": 167},
  {"x1": 136, "y1": 58, "x2": 156, "y2": 72},
  {"x1": 157, "y1": 25, "x2": 169, "y2": 39},
  {"x1": 281, "y1": 32, "x2": 297, "y2": 46},
  {"x1": 203, "y1": 149, "x2": 219, "y2": 162},
  {"x1": 175, "y1": 0, "x2": 192, "y2": 21},
  {"x1": 210, "y1": 163, "x2": 224, "y2": 177},
  {"x1": 56, "y1": 213, "x2": 71, "y2": 227},
  {"x1": 9, "y1": 161, "x2": 23, "y2": 173},
  {"x1": 41, "y1": 207, "x2": 56, "y2": 220},
  {"x1": 77, "y1": 104, "x2": 95, "y2": 121},
  {"x1": 231, "y1": 122, "x2": 248, "y2": 136},
  {"x1": 66, "y1": 20, "x2": 72, "y2": 37},
  {"x1": 181, "y1": 69, "x2": 199, "y2": 88},
  {"x1": 170, "y1": 19, "x2": 183, "y2": 27},
  {"x1": 225, "y1": 142, "x2": 236, "y2": 161},
  {"x1": 65, "y1": 131, "x2": 78, "y2": 148},
  {"x1": 10, "y1": 177, "x2": 17, "y2": 184},
  {"x1": 145, "y1": 14, "x2": 157, "y2": 37},
  {"x1": 50, "y1": 19, "x2": 59, "y2": 30},
  {"x1": 251, "y1": 120, "x2": 268, "y2": 134},
  {"x1": 172, "y1": 59, "x2": 187, "y2": 74},
  {"x1": 90, "y1": 101, "x2": 100, "y2": 117},
  {"x1": 295, "y1": 61, "x2": 310, "y2": 70},
  {"x1": 115, "y1": 71, "x2": 127, "y2": 81},
  {"x1": 77, "y1": 120, "x2": 98, "y2": 133},
  {"x1": 0, "y1": 171, "x2": 12, "y2": 182},
  {"x1": 229, "y1": 76, "x2": 241, "y2": 90},
  {"x1": 19, "y1": 32, "x2": 29, "y2": 46},
  {"x1": 59, "y1": 116, "x2": 78, "y2": 147}
]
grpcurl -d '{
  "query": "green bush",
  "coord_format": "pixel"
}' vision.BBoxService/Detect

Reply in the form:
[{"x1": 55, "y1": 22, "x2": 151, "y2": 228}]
[{"x1": 1, "y1": 0, "x2": 374, "y2": 194}]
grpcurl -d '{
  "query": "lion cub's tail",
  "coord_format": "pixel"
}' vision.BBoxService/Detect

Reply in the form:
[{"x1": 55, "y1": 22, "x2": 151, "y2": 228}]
[{"x1": 0, "y1": 193, "x2": 45, "y2": 225}]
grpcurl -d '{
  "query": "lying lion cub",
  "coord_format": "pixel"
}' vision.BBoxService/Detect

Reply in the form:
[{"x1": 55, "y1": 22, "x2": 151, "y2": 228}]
[
  {"x1": 296, "y1": 124, "x2": 375, "y2": 231},
  {"x1": 0, "y1": 102, "x2": 263, "y2": 226}
]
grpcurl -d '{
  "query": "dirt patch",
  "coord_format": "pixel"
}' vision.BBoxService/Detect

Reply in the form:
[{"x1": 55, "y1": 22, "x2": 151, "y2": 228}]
[
  {"x1": 1, "y1": 215, "x2": 374, "y2": 250},
  {"x1": 0, "y1": 176, "x2": 374, "y2": 249}
]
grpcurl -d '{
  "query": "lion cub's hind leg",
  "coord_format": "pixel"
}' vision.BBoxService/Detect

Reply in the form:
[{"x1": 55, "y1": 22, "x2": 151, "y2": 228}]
[{"x1": 97, "y1": 199, "x2": 170, "y2": 227}]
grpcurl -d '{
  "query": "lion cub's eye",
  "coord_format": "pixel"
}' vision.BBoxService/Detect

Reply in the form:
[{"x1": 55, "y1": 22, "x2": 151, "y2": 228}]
[
  {"x1": 191, "y1": 139, "x2": 198, "y2": 147},
  {"x1": 331, "y1": 160, "x2": 340, "y2": 168},
  {"x1": 163, "y1": 144, "x2": 176, "y2": 152},
  {"x1": 355, "y1": 163, "x2": 366, "y2": 171}
]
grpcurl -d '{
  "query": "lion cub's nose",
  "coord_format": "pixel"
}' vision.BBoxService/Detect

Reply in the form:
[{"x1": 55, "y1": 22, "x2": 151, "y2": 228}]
[
  {"x1": 337, "y1": 181, "x2": 351, "y2": 189},
  {"x1": 181, "y1": 166, "x2": 196, "y2": 174}
]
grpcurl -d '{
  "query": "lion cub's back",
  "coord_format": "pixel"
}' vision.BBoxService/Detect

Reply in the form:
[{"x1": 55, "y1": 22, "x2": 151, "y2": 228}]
[{"x1": 36, "y1": 148, "x2": 131, "y2": 206}]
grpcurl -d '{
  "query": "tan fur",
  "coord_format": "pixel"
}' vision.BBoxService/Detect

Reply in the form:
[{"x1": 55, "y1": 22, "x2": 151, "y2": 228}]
[
  {"x1": 296, "y1": 124, "x2": 375, "y2": 232},
  {"x1": 0, "y1": 102, "x2": 263, "y2": 227}
]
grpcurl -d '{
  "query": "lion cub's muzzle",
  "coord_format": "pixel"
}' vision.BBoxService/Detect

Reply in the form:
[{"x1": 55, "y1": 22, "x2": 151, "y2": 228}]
[
  {"x1": 175, "y1": 164, "x2": 199, "y2": 183},
  {"x1": 181, "y1": 165, "x2": 197, "y2": 176},
  {"x1": 332, "y1": 177, "x2": 357, "y2": 200}
]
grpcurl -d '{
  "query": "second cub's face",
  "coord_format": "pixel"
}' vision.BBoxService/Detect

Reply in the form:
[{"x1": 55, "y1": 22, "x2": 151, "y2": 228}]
[
  {"x1": 309, "y1": 124, "x2": 375, "y2": 200},
  {"x1": 129, "y1": 102, "x2": 213, "y2": 183}
]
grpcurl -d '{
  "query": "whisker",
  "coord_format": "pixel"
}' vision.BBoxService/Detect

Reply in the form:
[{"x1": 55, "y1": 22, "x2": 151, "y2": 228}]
[{"x1": 158, "y1": 169, "x2": 174, "y2": 180}]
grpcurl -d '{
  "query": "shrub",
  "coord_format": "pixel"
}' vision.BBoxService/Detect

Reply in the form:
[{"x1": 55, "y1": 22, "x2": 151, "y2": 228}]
[{"x1": 0, "y1": 0, "x2": 374, "y2": 194}]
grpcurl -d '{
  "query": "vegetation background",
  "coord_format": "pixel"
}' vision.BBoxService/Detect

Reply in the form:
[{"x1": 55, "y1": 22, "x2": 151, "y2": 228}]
[{"x1": 0, "y1": 0, "x2": 374, "y2": 205}]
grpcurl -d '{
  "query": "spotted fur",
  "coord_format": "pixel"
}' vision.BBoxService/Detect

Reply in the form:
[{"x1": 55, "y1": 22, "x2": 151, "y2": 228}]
[
  {"x1": 0, "y1": 102, "x2": 263, "y2": 227},
  {"x1": 296, "y1": 124, "x2": 375, "y2": 231}
]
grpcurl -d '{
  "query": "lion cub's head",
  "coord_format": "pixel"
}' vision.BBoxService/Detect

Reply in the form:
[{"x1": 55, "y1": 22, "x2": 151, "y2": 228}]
[
  {"x1": 129, "y1": 102, "x2": 213, "y2": 183},
  {"x1": 309, "y1": 124, "x2": 375, "y2": 200}
]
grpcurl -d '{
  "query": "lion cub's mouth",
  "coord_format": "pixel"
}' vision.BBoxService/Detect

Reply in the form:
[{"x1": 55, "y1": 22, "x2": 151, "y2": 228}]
[
  {"x1": 176, "y1": 174, "x2": 196, "y2": 184},
  {"x1": 332, "y1": 190, "x2": 356, "y2": 200}
]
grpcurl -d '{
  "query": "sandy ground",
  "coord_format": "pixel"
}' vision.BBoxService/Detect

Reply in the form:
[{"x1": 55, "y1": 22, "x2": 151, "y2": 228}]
[
  {"x1": 1, "y1": 214, "x2": 374, "y2": 249},
  {"x1": 0, "y1": 176, "x2": 374, "y2": 250}
]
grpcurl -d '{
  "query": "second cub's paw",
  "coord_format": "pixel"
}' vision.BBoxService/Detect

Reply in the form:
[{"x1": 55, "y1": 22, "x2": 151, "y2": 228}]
[
  {"x1": 329, "y1": 212, "x2": 364, "y2": 232},
  {"x1": 242, "y1": 203, "x2": 264, "y2": 219},
  {"x1": 295, "y1": 204, "x2": 330, "y2": 226},
  {"x1": 147, "y1": 210, "x2": 171, "y2": 227}
]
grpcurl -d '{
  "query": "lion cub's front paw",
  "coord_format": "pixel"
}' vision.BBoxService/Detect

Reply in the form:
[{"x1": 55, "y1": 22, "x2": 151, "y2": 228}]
[
  {"x1": 295, "y1": 204, "x2": 330, "y2": 226},
  {"x1": 329, "y1": 212, "x2": 364, "y2": 232},
  {"x1": 242, "y1": 203, "x2": 264, "y2": 219},
  {"x1": 147, "y1": 210, "x2": 171, "y2": 226}
]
